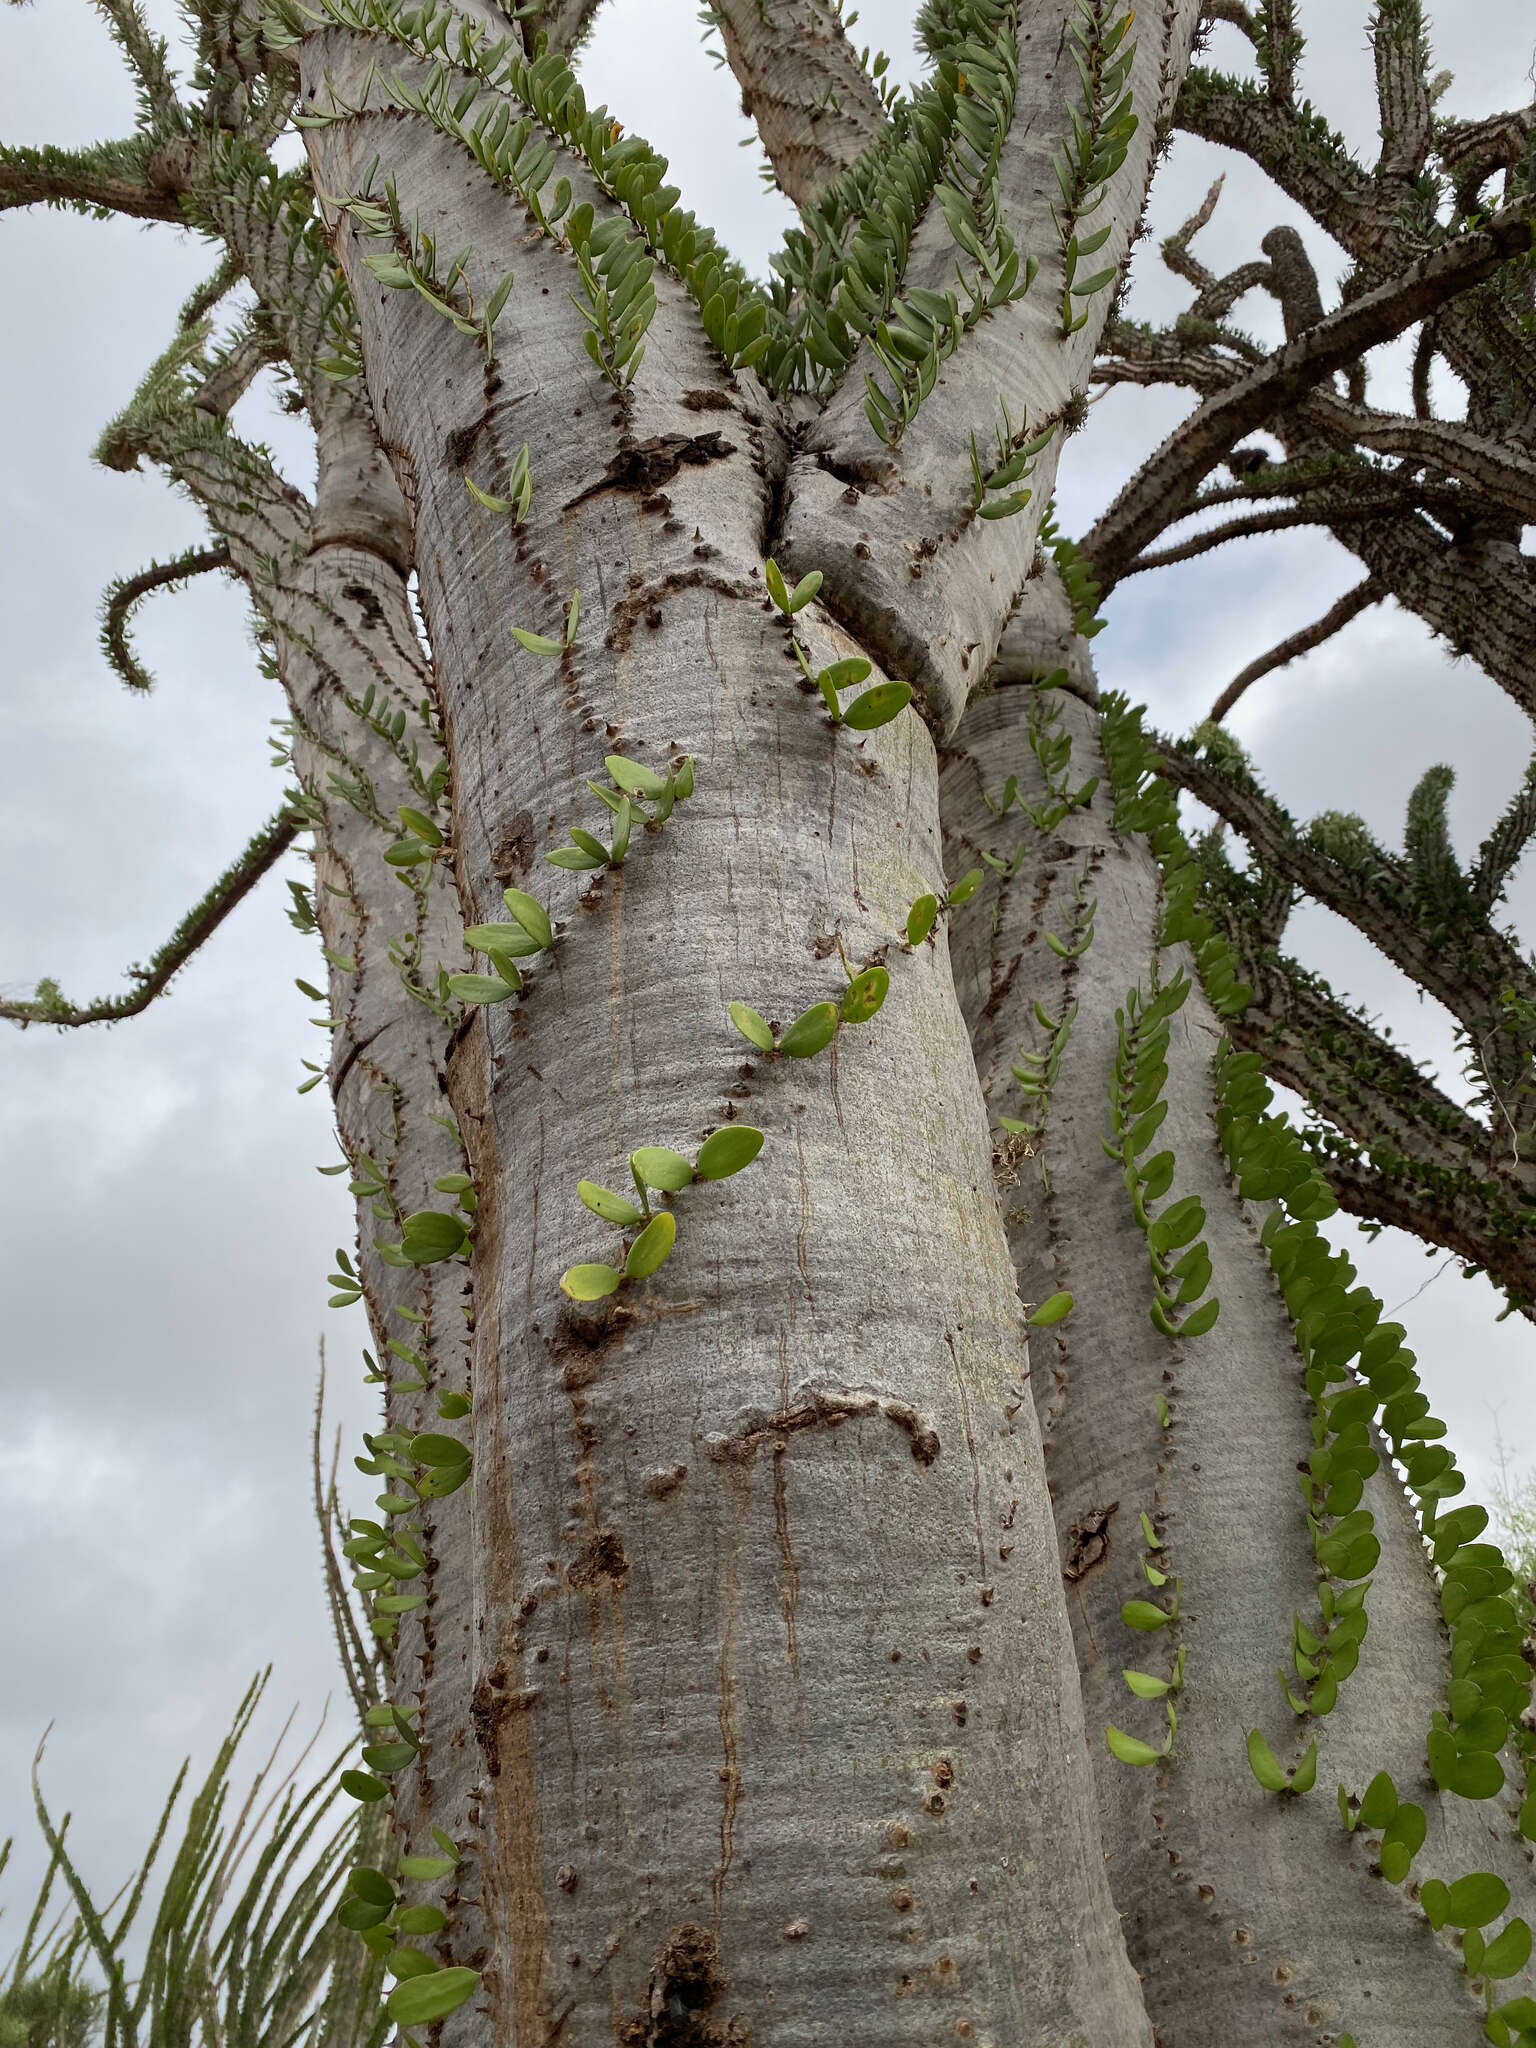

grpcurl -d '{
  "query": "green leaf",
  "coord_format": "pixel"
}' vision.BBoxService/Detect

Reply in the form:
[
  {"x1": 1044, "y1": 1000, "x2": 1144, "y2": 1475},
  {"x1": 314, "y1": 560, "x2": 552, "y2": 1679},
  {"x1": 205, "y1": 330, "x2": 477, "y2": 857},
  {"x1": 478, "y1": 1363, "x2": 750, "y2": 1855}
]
[
  {"x1": 341, "y1": 1770, "x2": 389, "y2": 1802},
  {"x1": 512, "y1": 626, "x2": 564, "y2": 655},
  {"x1": 438, "y1": 1392, "x2": 471, "y2": 1419},
  {"x1": 1179, "y1": 1296, "x2": 1220, "y2": 1337},
  {"x1": 841, "y1": 965, "x2": 889, "y2": 1024},
  {"x1": 399, "y1": 1854, "x2": 457, "y2": 1881},
  {"x1": 1028, "y1": 1291, "x2": 1074, "y2": 1328},
  {"x1": 780, "y1": 1002, "x2": 841, "y2": 1059},
  {"x1": 1444, "y1": 1873, "x2": 1510, "y2": 1929},
  {"x1": 398, "y1": 806, "x2": 443, "y2": 847},
  {"x1": 1483, "y1": 1919, "x2": 1533, "y2": 1980},
  {"x1": 729, "y1": 1000, "x2": 776, "y2": 1051},
  {"x1": 787, "y1": 569, "x2": 823, "y2": 612},
  {"x1": 764, "y1": 558, "x2": 791, "y2": 611},
  {"x1": 386, "y1": 1969, "x2": 480, "y2": 2027},
  {"x1": 625, "y1": 1210, "x2": 677, "y2": 1279},
  {"x1": 1358, "y1": 1770, "x2": 1398, "y2": 1831},
  {"x1": 384, "y1": 839, "x2": 430, "y2": 866},
  {"x1": 695, "y1": 1126, "x2": 765, "y2": 1181},
  {"x1": 580, "y1": 1181, "x2": 644, "y2": 1226},
  {"x1": 1381, "y1": 1800, "x2": 1425, "y2": 1880},
  {"x1": 1123, "y1": 1668, "x2": 1171, "y2": 1699},
  {"x1": 843, "y1": 681, "x2": 913, "y2": 730},
  {"x1": 1122, "y1": 1600, "x2": 1170, "y2": 1632},
  {"x1": 410, "y1": 1433, "x2": 470, "y2": 1469},
  {"x1": 465, "y1": 923, "x2": 543, "y2": 959},
  {"x1": 449, "y1": 972, "x2": 518, "y2": 1004},
  {"x1": 546, "y1": 845, "x2": 606, "y2": 870},
  {"x1": 606, "y1": 754, "x2": 668, "y2": 798},
  {"x1": 630, "y1": 1146, "x2": 693, "y2": 1192},
  {"x1": 1105, "y1": 1725, "x2": 1162, "y2": 1766},
  {"x1": 907, "y1": 894, "x2": 939, "y2": 946},
  {"x1": 1148, "y1": 1196, "x2": 1204, "y2": 1253},
  {"x1": 820, "y1": 657, "x2": 872, "y2": 694},
  {"x1": 1421, "y1": 1878, "x2": 1452, "y2": 1931},
  {"x1": 503, "y1": 888, "x2": 553, "y2": 950},
  {"x1": 361, "y1": 1742, "x2": 417, "y2": 1774},
  {"x1": 947, "y1": 868, "x2": 983, "y2": 908},
  {"x1": 395, "y1": 1905, "x2": 448, "y2": 1936},
  {"x1": 1291, "y1": 1739, "x2": 1318, "y2": 1793},
  {"x1": 401, "y1": 1210, "x2": 468, "y2": 1263},
  {"x1": 1246, "y1": 1729, "x2": 1288, "y2": 1791},
  {"x1": 349, "y1": 1866, "x2": 396, "y2": 1905},
  {"x1": 560, "y1": 1263, "x2": 622, "y2": 1300},
  {"x1": 338, "y1": 1895, "x2": 391, "y2": 1930}
]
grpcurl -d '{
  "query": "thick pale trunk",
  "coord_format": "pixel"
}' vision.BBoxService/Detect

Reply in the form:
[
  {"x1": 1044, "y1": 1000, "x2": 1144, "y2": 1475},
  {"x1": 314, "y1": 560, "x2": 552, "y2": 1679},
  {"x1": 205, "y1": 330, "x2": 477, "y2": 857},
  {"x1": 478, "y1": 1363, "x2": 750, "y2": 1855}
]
[
  {"x1": 303, "y1": 61, "x2": 1154, "y2": 2047},
  {"x1": 941, "y1": 581, "x2": 1536, "y2": 2043}
]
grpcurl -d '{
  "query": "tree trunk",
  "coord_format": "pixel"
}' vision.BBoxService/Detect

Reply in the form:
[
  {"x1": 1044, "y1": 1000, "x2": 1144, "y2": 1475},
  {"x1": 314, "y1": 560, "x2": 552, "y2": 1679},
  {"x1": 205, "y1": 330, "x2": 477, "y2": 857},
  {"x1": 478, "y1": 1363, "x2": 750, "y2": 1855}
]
[
  {"x1": 295, "y1": 10, "x2": 1182, "y2": 2035},
  {"x1": 941, "y1": 574, "x2": 1536, "y2": 2044}
]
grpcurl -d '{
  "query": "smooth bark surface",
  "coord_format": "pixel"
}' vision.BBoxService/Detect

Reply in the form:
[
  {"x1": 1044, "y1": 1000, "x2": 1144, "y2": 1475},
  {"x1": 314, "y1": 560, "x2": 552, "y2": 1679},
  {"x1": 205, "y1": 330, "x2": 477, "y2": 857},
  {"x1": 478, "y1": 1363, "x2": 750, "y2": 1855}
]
[
  {"x1": 303, "y1": 36, "x2": 1158, "y2": 2039},
  {"x1": 941, "y1": 585, "x2": 1536, "y2": 2043}
]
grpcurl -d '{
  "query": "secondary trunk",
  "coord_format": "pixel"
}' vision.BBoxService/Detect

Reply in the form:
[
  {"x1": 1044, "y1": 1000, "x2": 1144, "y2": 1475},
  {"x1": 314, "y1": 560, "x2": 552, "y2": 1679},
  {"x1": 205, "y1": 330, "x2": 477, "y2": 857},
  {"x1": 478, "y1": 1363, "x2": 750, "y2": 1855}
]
[{"x1": 941, "y1": 573, "x2": 1536, "y2": 2044}]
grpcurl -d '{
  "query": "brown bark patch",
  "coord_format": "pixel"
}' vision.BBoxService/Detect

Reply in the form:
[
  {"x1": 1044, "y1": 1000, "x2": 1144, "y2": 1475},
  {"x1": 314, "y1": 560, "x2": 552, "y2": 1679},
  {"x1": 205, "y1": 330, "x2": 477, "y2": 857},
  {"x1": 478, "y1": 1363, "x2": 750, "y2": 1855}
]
[
  {"x1": 619, "y1": 1924, "x2": 747, "y2": 2047},
  {"x1": 565, "y1": 433, "x2": 737, "y2": 511},
  {"x1": 1062, "y1": 1501, "x2": 1118, "y2": 1582},
  {"x1": 567, "y1": 1529, "x2": 629, "y2": 1590},
  {"x1": 489, "y1": 810, "x2": 535, "y2": 885},
  {"x1": 470, "y1": 1662, "x2": 540, "y2": 1778}
]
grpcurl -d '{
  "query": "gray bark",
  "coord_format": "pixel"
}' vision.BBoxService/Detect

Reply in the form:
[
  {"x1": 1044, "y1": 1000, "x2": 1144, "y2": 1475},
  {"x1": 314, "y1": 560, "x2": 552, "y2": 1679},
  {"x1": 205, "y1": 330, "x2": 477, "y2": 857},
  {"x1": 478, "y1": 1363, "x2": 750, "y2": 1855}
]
[
  {"x1": 298, "y1": 14, "x2": 1174, "y2": 2035},
  {"x1": 941, "y1": 577, "x2": 1536, "y2": 2044}
]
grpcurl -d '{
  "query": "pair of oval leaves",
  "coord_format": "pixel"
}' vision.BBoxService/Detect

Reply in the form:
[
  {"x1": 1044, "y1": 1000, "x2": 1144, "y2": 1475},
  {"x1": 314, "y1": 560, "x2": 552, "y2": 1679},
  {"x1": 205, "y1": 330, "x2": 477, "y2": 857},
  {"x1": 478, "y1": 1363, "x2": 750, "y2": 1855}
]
[
  {"x1": 730, "y1": 965, "x2": 889, "y2": 1060},
  {"x1": 561, "y1": 1126, "x2": 765, "y2": 1301}
]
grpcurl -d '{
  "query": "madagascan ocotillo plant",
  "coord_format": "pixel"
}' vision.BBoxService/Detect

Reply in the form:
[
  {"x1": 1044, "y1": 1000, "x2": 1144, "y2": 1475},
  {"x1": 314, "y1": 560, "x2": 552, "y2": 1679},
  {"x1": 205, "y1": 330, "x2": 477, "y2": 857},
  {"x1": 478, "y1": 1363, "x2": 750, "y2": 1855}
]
[{"x1": 5, "y1": 0, "x2": 1536, "y2": 2040}]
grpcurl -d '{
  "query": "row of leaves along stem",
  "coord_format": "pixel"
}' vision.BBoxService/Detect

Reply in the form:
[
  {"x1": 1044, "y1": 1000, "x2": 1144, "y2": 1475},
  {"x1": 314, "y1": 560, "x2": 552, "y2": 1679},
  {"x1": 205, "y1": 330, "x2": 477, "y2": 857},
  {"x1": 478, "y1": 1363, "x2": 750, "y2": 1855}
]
[
  {"x1": 863, "y1": 2, "x2": 1041, "y2": 442},
  {"x1": 969, "y1": 407, "x2": 1057, "y2": 522},
  {"x1": 1218, "y1": 1050, "x2": 1536, "y2": 2039},
  {"x1": 770, "y1": 0, "x2": 1024, "y2": 400},
  {"x1": 1039, "y1": 503, "x2": 1107, "y2": 638},
  {"x1": 280, "y1": 0, "x2": 1034, "y2": 420},
  {"x1": 1098, "y1": 683, "x2": 1536, "y2": 2021},
  {"x1": 731, "y1": 560, "x2": 933, "y2": 1057},
  {"x1": 561, "y1": 1127, "x2": 766, "y2": 1301},
  {"x1": 1051, "y1": 2, "x2": 1138, "y2": 335},
  {"x1": 981, "y1": 677, "x2": 1101, "y2": 854},
  {"x1": 1103, "y1": 973, "x2": 1221, "y2": 1340},
  {"x1": 1107, "y1": 1508, "x2": 1188, "y2": 1769}
]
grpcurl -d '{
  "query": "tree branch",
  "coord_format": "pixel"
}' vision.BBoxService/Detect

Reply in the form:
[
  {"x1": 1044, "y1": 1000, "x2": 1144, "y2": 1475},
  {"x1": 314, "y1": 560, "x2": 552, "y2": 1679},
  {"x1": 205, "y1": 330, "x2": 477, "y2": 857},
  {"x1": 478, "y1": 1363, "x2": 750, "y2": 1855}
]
[
  {"x1": 1083, "y1": 198, "x2": 1536, "y2": 588},
  {"x1": 709, "y1": 0, "x2": 889, "y2": 208},
  {"x1": 0, "y1": 138, "x2": 184, "y2": 221},
  {"x1": 1, "y1": 808, "x2": 301, "y2": 1028},
  {"x1": 1156, "y1": 737, "x2": 1536, "y2": 1052},
  {"x1": 1208, "y1": 571, "x2": 1384, "y2": 720},
  {"x1": 99, "y1": 542, "x2": 233, "y2": 693}
]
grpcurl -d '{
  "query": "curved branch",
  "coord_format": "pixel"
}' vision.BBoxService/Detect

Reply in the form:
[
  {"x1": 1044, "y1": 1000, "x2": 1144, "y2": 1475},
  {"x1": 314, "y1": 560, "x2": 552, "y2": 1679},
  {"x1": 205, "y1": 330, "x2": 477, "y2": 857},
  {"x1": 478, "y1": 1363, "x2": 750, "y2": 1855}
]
[
  {"x1": 1157, "y1": 739, "x2": 1536, "y2": 1046},
  {"x1": 1208, "y1": 572, "x2": 1384, "y2": 720},
  {"x1": 1311, "y1": 1146, "x2": 1536, "y2": 1323},
  {"x1": 99, "y1": 542, "x2": 233, "y2": 693},
  {"x1": 1084, "y1": 199, "x2": 1536, "y2": 589},
  {"x1": 1, "y1": 808, "x2": 301, "y2": 1028},
  {"x1": 1121, "y1": 496, "x2": 1415, "y2": 574},
  {"x1": 710, "y1": 0, "x2": 889, "y2": 207},
  {"x1": 0, "y1": 139, "x2": 184, "y2": 222}
]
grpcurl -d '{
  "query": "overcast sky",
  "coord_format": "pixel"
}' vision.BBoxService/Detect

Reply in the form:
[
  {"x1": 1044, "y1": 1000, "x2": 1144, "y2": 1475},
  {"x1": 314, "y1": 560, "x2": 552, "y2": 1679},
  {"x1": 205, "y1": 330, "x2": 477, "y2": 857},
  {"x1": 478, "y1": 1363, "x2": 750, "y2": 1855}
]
[{"x1": 2, "y1": 0, "x2": 1533, "y2": 1926}]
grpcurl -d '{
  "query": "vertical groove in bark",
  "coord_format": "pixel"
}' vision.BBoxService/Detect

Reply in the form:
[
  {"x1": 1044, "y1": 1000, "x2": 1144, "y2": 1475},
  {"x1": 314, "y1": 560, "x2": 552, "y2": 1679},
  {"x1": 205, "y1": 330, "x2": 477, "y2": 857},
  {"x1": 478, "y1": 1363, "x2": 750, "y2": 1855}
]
[
  {"x1": 303, "y1": 78, "x2": 1154, "y2": 2047},
  {"x1": 940, "y1": 607, "x2": 1536, "y2": 2044}
]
